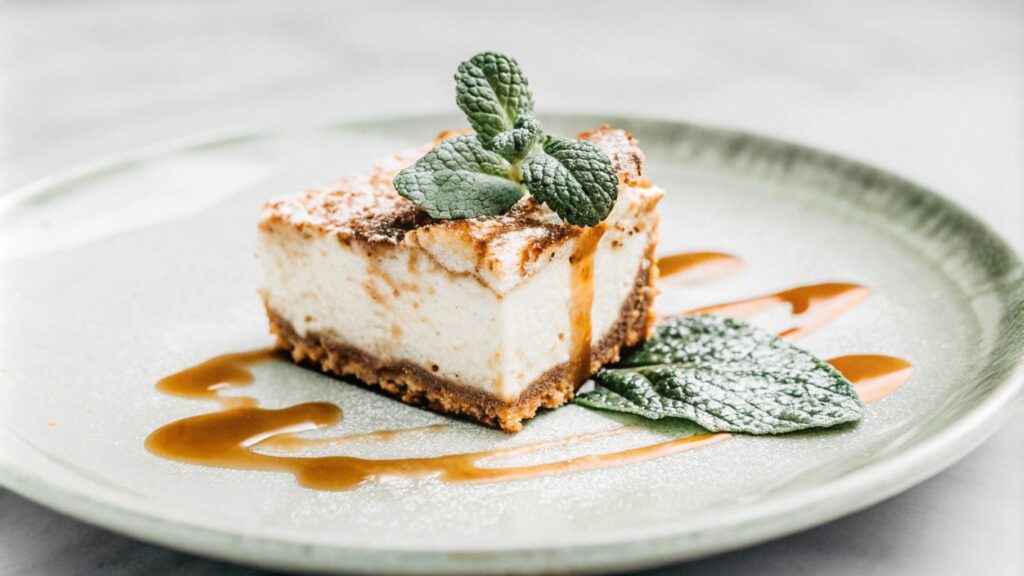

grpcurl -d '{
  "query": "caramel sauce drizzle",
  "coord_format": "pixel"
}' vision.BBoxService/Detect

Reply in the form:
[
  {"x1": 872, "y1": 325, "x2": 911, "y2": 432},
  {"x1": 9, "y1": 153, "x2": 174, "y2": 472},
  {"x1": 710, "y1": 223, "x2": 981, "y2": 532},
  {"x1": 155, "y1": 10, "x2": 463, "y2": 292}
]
[
  {"x1": 147, "y1": 383, "x2": 728, "y2": 491},
  {"x1": 259, "y1": 423, "x2": 447, "y2": 452},
  {"x1": 155, "y1": 349, "x2": 276, "y2": 410},
  {"x1": 657, "y1": 252, "x2": 744, "y2": 284},
  {"x1": 687, "y1": 282, "x2": 870, "y2": 341},
  {"x1": 145, "y1": 347, "x2": 910, "y2": 490},
  {"x1": 828, "y1": 355, "x2": 914, "y2": 403},
  {"x1": 567, "y1": 225, "x2": 606, "y2": 385},
  {"x1": 147, "y1": 265, "x2": 911, "y2": 490}
]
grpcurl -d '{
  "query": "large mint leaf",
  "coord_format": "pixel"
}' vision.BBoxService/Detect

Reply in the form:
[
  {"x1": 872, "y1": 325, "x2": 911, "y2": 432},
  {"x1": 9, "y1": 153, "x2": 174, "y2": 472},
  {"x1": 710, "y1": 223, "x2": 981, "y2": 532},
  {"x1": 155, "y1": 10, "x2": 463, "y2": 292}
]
[
  {"x1": 520, "y1": 136, "x2": 618, "y2": 227},
  {"x1": 393, "y1": 135, "x2": 524, "y2": 219},
  {"x1": 455, "y1": 52, "x2": 534, "y2": 143},
  {"x1": 574, "y1": 315, "x2": 865, "y2": 434}
]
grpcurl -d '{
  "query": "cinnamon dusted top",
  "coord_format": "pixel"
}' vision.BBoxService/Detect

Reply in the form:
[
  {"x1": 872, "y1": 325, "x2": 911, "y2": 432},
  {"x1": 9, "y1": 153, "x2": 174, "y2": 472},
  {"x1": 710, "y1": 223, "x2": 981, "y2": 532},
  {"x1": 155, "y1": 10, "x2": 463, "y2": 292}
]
[{"x1": 260, "y1": 125, "x2": 663, "y2": 293}]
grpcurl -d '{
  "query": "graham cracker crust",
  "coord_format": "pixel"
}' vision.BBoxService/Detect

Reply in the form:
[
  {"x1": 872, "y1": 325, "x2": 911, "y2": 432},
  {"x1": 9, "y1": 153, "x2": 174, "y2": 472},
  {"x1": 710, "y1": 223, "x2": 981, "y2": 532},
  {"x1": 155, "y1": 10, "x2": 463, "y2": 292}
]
[{"x1": 265, "y1": 258, "x2": 656, "y2": 432}]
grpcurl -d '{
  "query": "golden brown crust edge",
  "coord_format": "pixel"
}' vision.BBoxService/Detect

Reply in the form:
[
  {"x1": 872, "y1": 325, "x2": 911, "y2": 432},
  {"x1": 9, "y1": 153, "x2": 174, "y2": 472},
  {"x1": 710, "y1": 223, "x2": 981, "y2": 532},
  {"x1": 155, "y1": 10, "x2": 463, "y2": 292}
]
[{"x1": 264, "y1": 254, "x2": 658, "y2": 432}]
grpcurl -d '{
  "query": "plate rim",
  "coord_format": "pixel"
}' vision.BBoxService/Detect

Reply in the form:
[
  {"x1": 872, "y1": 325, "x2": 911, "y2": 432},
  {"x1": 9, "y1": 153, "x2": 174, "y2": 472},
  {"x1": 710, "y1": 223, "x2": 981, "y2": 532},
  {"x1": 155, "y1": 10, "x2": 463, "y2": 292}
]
[{"x1": 2, "y1": 113, "x2": 1022, "y2": 574}]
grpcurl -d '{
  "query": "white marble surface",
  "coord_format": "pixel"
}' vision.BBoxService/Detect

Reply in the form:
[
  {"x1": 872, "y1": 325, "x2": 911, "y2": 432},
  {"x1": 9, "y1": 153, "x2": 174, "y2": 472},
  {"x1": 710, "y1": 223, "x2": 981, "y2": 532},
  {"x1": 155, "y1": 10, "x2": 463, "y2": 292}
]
[{"x1": 1, "y1": 0, "x2": 1021, "y2": 574}]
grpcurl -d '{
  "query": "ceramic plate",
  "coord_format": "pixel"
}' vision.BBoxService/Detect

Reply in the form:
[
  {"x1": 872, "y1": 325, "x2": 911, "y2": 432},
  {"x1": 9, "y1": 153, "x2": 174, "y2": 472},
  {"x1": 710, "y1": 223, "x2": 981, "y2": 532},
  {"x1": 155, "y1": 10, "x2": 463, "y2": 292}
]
[{"x1": 1, "y1": 115, "x2": 1022, "y2": 575}]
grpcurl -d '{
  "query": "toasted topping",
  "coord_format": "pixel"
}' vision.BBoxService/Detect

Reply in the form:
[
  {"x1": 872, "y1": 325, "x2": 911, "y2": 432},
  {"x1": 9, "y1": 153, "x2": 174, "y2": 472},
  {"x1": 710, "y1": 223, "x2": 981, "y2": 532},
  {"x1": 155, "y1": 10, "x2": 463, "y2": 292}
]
[
  {"x1": 261, "y1": 148, "x2": 425, "y2": 244},
  {"x1": 579, "y1": 125, "x2": 646, "y2": 187},
  {"x1": 260, "y1": 125, "x2": 662, "y2": 293}
]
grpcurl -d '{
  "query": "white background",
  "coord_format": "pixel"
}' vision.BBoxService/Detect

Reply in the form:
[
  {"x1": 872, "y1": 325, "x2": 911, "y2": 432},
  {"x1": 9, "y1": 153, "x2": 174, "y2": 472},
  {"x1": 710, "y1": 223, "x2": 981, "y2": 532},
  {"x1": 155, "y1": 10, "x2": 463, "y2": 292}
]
[{"x1": 1, "y1": 1, "x2": 1021, "y2": 574}]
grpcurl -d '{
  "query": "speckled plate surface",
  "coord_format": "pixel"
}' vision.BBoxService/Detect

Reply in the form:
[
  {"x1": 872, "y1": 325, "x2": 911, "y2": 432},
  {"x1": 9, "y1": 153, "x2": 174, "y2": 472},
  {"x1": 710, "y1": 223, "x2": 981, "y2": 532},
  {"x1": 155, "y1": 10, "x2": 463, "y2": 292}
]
[{"x1": 1, "y1": 115, "x2": 1022, "y2": 575}]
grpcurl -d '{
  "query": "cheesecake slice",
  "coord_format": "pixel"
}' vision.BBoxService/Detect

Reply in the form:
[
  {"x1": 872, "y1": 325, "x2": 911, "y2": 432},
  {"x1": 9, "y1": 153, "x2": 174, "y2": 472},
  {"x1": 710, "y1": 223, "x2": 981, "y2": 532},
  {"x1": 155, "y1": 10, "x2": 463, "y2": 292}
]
[{"x1": 258, "y1": 126, "x2": 663, "y2": 431}]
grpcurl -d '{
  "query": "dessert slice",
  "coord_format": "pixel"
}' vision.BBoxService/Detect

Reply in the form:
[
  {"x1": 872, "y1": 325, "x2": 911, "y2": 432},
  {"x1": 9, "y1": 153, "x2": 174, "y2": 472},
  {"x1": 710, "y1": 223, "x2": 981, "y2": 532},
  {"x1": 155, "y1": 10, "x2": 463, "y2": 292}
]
[{"x1": 258, "y1": 126, "x2": 662, "y2": 431}]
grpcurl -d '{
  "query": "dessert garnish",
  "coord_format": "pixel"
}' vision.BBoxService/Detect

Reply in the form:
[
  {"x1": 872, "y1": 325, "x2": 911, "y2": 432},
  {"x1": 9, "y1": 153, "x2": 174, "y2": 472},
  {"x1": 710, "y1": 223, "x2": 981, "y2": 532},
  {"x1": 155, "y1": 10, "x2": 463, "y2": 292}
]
[
  {"x1": 574, "y1": 315, "x2": 865, "y2": 434},
  {"x1": 394, "y1": 51, "x2": 618, "y2": 226}
]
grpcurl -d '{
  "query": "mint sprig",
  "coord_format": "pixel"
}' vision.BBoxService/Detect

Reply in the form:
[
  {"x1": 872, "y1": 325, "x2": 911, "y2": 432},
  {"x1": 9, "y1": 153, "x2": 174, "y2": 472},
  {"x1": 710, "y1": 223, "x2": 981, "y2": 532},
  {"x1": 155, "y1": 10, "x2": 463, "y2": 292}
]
[
  {"x1": 394, "y1": 51, "x2": 618, "y2": 227},
  {"x1": 574, "y1": 315, "x2": 865, "y2": 434}
]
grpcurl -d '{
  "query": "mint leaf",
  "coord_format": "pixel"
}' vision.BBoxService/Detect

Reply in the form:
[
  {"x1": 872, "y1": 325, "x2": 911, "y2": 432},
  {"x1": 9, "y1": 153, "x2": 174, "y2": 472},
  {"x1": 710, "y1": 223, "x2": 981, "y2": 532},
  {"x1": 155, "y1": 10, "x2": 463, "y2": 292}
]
[
  {"x1": 488, "y1": 116, "x2": 542, "y2": 163},
  {"x1": 521, "y1": 136, "x2": 618, "y2": 226},
  {"x1": 574, "y1": 315, "x2": 865, "y2": 434},
  {"x1": 393, "y1": 135, "x2": 524, "y2": 219},
  {"x1": 395, "y1": 51, "x2": 620, "y2": 224},
  {"x1": 455, "y1": 52, "x2": 534, "y2": 143}
]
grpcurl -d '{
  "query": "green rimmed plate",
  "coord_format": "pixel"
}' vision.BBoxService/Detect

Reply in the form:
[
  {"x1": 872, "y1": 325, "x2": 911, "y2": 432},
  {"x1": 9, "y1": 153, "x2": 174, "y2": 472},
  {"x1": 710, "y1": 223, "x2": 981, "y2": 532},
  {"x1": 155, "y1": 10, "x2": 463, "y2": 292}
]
[{"x1": 1, "y1": 114, "x2": 1021, "y2": 574}]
